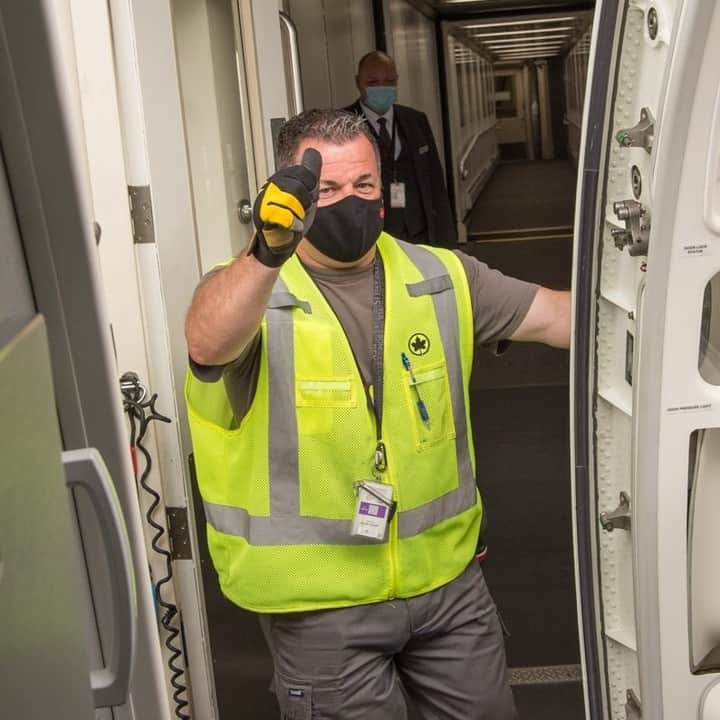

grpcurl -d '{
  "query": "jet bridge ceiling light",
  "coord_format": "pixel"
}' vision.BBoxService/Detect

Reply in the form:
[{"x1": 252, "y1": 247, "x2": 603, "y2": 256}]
[
  {"x1": 485, "y1": 39, "x2": 567, "y2": 48},
  {"x1": 463, "y1": 16, "x2": 576, "y2": 29},
  {"x1": 492, "y1": 42, "x2": 566, "y2": 50},
  {"x1": 496, "y1": 49, "x2": 562, "y2": 58},
  {"x1": 472, "y1": 27, "x2": 572, "y2": 38},
  {"x1": 484, "y1": 35, "x2": 567, "y2": 43}
]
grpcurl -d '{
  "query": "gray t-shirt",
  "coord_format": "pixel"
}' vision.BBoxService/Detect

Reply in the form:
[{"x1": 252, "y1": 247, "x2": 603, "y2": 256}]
[{"x1": 192, "y1": 250, "x2": 538, "y2": 421}]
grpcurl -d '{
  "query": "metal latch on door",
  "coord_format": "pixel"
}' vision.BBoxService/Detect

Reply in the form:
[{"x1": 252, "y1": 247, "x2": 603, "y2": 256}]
[
  {"x1": 616, "y1": 107, "x2": 655, "y2": 153},
  {"x1": 600, "y1": 491, "x2": 631, "y2": 532},
  {"x1": 611, "y1": 199, "x2": 650, "y2": 256}
]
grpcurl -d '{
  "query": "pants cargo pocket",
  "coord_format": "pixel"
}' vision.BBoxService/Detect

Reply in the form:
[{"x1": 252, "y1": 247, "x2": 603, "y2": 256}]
[{"x1": 274, "y1": 675, "x2": 312, "y2": 720}]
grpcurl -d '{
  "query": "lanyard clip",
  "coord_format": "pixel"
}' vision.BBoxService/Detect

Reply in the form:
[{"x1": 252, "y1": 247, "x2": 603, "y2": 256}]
[{"x1": 374, "y1": 441, "x2": 387, "y2": 473}]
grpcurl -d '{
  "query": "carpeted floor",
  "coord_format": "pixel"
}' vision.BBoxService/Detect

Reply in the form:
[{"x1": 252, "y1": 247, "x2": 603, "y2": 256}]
[
  {"x1": 466, "y1": 159, "x2": 577, "y2": 239},
  {"x1": 461, "y1": 157, "x2": 583, "y2": 719}
]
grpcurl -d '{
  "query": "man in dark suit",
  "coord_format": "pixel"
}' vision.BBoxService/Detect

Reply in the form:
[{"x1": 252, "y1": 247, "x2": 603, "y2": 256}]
[{"x1": 345, "y1": 51, "x2": 457, "y2": 247}]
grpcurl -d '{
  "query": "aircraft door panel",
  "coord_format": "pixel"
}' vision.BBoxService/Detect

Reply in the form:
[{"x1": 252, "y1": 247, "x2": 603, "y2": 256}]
[
  {"x1": 574, "y1": 0, "x2": 679, "y2": 712},
  {"x1": 574, "y1": 0, "x2": 720, "y2": 718}
]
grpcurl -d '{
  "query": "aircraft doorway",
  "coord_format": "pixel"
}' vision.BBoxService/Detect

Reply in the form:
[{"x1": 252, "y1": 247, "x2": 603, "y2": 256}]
[
  {"x1": 182, "y1": 3, "x2": 592, "y2": 719},
  {"x1": 443, "y1": 8, "x2": 592, "y2": 718}
]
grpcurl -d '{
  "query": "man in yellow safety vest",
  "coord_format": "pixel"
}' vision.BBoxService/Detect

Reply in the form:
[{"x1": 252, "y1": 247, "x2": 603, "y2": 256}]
[{"x1": 184, "y1": 108, "x2": 570, "y2": 720}]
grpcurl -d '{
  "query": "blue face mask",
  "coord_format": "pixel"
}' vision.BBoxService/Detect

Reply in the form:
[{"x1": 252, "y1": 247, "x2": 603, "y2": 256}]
[{"x1": 365, "y1": 86, "x2": 397, "y2": 114}]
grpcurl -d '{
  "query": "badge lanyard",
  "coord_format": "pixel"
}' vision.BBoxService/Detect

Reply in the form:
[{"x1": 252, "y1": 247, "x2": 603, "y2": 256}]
[
  {"x1": 350, "y1": 253, "x2": 395, "y2": 539},
  {"x1": 370, "y1": 254, "x2": 386, "y2": 470}
]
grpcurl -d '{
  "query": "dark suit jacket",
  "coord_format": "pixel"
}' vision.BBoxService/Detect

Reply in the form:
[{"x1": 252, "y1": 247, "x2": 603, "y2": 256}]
[{"x1": 345, "y1": 100, "x2": 457, "y2": 247}]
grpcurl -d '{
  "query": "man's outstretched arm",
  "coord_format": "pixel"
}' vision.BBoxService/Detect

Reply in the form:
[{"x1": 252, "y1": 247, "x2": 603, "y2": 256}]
[
  {"x1": 510, "y1": 287, "x2": 572, "y2": 349},
  {"x1": 185, "y1": 149, "x2": 321, "y2": 367},
  {"x1": 185, "y1": 256, "x2": 278, "y2": 367}
]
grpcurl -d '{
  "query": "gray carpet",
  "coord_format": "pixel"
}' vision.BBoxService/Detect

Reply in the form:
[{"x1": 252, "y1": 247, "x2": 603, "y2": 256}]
[
  {"x1": 466, "y1": 160, "x2": 576, "y2": 239},
  {"x1": 461, "y1": 162, "x2": 582, "y2": 718}
]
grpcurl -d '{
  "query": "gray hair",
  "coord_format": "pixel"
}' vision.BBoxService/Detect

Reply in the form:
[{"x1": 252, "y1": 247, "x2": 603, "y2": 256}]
[{"x1": 276, "y1": 108, "x2": 380, "y2": 171}]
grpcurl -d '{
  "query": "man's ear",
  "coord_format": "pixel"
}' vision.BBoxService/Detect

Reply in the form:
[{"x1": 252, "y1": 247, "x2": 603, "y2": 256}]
[{"x1": 355, "y1": 74, "x2": 361, "y2": 92}]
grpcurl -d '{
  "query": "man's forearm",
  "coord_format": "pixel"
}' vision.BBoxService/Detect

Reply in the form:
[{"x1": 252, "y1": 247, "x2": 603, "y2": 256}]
[
  {"x1": 185, "y1": 252, "x2": 279, "y2": 367},
  {"x1": 511, "y1": 288, "x2": 572, "y2": 349}
]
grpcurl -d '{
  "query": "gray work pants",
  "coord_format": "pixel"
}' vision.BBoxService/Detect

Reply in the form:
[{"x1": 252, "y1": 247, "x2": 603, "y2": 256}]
[{"x1": 258, "y1": 560, "x2": 517, "y2": 720}]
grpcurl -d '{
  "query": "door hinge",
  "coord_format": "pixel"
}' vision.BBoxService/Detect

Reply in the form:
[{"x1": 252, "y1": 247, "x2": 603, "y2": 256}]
[
  {"x1": 625, "y1": 688, "x2": 642, "y2": 719},
  {"x1": 128, "y1": 185, "x2": 155, "y2": 244},
  {"x1": 616, "y1": 107, "x2": 655, "y2": 153},
  {"x1": 600, "y1": 491, "x2": 631, "y2": 532},
  {"x1": 611, "y1": 199, "x2": 650, "y2": 256},
  {"x1": 167, "y1": 506, "x2": 192, "y2": 559}
]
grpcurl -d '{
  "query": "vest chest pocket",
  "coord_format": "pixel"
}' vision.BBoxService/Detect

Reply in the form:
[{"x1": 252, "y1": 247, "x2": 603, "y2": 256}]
[
  {"x1": 402, "y1": 361, "x2": 455, "y2": 449},
  {"x1": 295, "y1": 378, "x2": 358, "y2": 435}
]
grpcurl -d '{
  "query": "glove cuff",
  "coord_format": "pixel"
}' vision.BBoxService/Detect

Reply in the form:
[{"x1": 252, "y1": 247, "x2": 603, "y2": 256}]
[{"x1": 249, "y1": 230, "x2": 294, "y2": 268}]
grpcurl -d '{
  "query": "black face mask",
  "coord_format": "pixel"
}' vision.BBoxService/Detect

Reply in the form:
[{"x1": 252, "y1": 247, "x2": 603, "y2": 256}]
[{"x1": 305, "y1": 194, "x2": 384, "y2": 262}]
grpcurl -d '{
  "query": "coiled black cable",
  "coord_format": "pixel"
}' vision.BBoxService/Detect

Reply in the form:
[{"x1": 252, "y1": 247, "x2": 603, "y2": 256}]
[{"x1": 120, "y1": 372, "x2": 190, "y2": 720}]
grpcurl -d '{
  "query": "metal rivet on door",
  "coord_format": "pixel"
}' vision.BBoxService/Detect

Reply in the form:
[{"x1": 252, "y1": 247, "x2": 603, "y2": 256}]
[
  {"x1": 631, "y1": 166, "x2": 642, "y2": 199},
  {"x1": 647, "y1": 7, "x2": 658, "y2": 40}
]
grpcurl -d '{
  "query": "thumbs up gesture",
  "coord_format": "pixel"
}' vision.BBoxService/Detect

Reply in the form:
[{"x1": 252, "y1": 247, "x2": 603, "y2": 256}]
[{"x1": 250, "y1": 148, "x2": 322, "y2": 267}]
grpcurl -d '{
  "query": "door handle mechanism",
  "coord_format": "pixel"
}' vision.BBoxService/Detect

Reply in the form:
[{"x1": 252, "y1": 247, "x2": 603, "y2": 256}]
[
  {"x1": 600, "y1": 491, "x2": 631, "y2": 532},
  {"x1": 237, "y1": 199, "x2": 253, "y2": 224},
  {"x1": 63, "y1": 448, "x2": 136, "y2": 708}
]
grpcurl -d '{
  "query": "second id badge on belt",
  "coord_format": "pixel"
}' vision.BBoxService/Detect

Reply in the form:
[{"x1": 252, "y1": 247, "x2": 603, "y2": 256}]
[
  {"x1": 351, "y1": 480, "x2": 394, "y2": 540},
  {"x1": 390, "y1": 181, "x2": 406, "y2": 208}
]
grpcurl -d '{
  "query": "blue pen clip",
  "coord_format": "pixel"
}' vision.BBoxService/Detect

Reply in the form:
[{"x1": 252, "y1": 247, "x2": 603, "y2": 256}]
[{"x1": 401, "y1": 352, "x2": 431, "y2": 428}]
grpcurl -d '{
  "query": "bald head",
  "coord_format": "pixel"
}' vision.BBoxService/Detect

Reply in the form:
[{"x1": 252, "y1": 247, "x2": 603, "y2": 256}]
[
  {"x1": 358, "y1": 51, "x2": 395, "y2": 75},
  {"x1": 356, "y1": 51, "x2": 399, "y2": 114}
]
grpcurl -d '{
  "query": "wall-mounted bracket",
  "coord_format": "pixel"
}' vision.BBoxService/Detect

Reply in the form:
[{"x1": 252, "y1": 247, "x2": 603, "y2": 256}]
[
  {"x1": 600, "y1": 491, "x2": 631, "y2": 532},
  {"x1": 625, "y1": 688, "x2": 642, "y2": 719},
  {"x1": 616, "y1": 107, "x2": 655, "y2": 153},
  {"x1": 167, "y1": 506, "x2": 192, "y2": 560}
]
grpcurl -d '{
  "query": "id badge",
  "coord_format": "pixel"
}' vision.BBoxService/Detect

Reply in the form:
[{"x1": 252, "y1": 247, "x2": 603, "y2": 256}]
[
  {"x1": 390, "y1": 181, "x2": 406, "y2": 208},
  {"x1": 351, "y1": 481, "x2": 393, "y2": 540}
]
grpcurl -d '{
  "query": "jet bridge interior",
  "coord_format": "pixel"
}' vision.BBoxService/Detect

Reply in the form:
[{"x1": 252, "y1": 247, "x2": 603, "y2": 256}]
[
  {"x1": 8, "y1": 1, "x2": 720, "y2": 719},
  {"x1": 181, "y1": 1, "x2": 593, "y2": 717}
]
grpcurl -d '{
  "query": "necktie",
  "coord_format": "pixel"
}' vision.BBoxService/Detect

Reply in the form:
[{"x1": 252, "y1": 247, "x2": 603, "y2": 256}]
[{"x1": 377, "y1": 117, "x2": 393, "y2": 165}]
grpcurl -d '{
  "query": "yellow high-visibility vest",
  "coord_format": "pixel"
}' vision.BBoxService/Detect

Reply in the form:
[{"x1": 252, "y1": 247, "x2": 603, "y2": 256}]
[{"x1": 185, "y1": 234, "x2": 480, "y2": 613}]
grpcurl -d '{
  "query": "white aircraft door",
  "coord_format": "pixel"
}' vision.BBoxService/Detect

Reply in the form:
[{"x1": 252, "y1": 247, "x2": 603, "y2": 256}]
[
  {"x1": 572, "y1": 1, "x2": 720, "y2": 718},
  {"x1": 0, "y1": 149, "x2": 101, "y2": 720},
  {"x1": 0, "y1": 2, "x2": 171, "y2": 718}
]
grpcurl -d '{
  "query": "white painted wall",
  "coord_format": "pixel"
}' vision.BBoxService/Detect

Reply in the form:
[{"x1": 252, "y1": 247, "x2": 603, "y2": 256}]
[
  {"x1": 384, "y1": 0, "x2": 445, "y2": 164},
  {"x1": 173, "y1": 0, "x2": 254, "y2": 269},
  {"x1": 285, "y1": 0, "x2": 375, "y2": 110}
]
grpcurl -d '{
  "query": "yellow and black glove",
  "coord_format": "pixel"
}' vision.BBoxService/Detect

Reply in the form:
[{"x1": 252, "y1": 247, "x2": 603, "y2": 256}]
[{"x1": 250, "y1": 148, "x2": 321, "y2": 267}]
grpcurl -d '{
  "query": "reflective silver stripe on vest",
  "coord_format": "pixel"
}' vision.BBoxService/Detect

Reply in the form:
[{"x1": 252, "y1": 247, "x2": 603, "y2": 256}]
[
  {"x1": 266, "y1": 277, "x2": 301, "y2": 517},
  {"x1": 267, "y1": 291, "x2": 311, "y2": 314},
  {"x1": 406, "y1": 274, "x2": 453, "y2": 296},
  {"x1": 204, "y1": 502, "x2": 372, "y2": 546},
  {"x1": 396, "y1": 241, "x2": 476, "y2": 539}
]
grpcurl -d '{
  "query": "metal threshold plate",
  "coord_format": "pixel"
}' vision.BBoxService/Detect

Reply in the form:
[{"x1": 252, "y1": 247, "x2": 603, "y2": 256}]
[{"x1": 509, "y1": 664, "x2": 583, "y2": 686}]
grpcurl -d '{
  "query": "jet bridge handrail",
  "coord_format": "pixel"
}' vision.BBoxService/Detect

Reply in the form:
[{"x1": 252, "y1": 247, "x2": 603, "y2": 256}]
[
  {"x1": 458, "y1": 127, "x2": 491, "y2": 180},
  {"x1": 279, "y1": 11, "x2": 303, "y2": 115}
]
